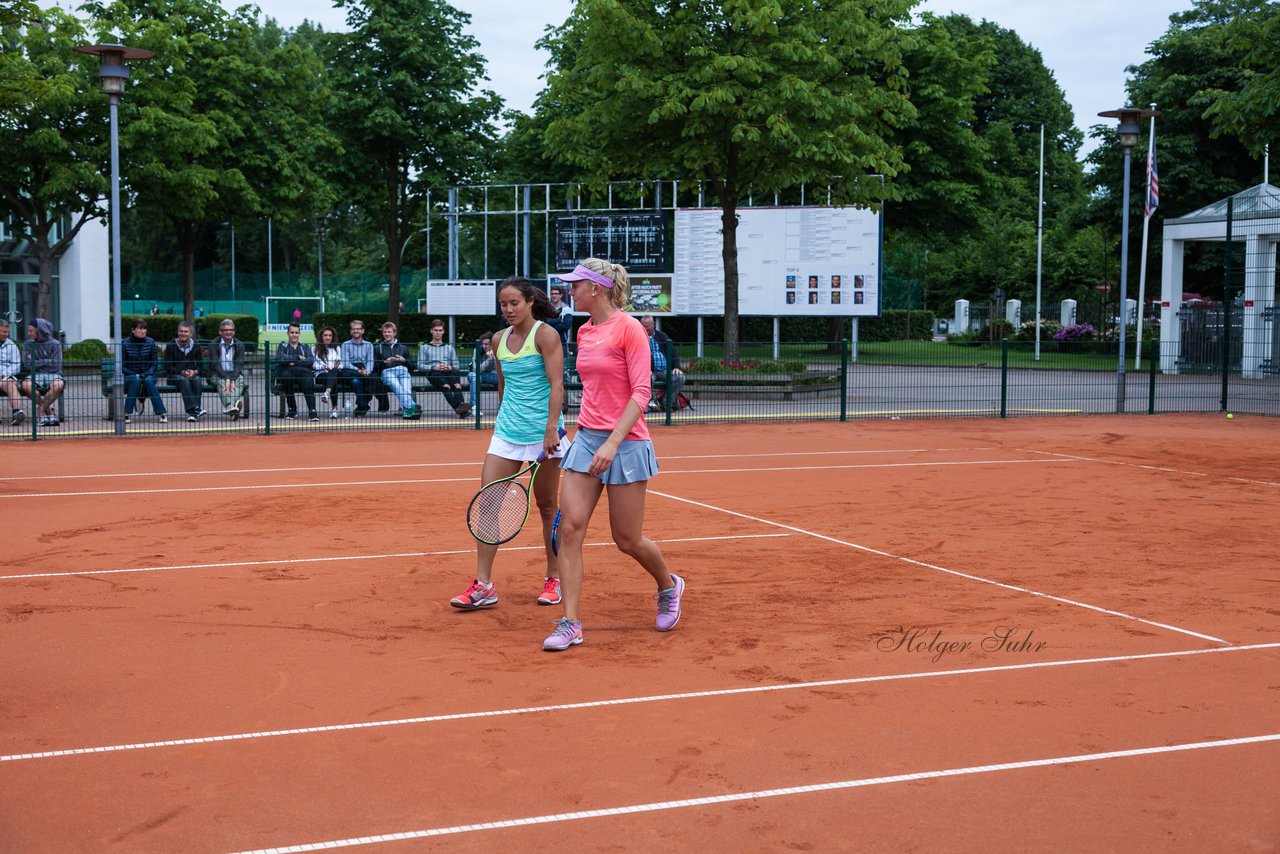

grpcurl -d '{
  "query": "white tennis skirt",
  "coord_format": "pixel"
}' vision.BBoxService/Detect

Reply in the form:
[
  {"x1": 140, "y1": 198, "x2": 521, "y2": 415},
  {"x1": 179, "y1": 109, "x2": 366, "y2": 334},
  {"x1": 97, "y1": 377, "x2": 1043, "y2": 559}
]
[{"x1": 487, "y1": 433, "x2": 567, "y2": 462}]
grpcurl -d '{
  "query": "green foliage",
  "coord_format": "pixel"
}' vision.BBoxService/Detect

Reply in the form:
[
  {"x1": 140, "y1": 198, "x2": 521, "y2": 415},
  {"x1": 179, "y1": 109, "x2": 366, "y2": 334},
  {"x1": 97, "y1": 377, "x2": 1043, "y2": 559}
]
[
  {"x1": 65, "y1": 338, "x2": 110, "y2": 361},
  {"x1": 1203, "y1": 1, "x2": 1280, "y2": 156},
  {"x1": 859, "y1": 310, "x2": 935, "y2": 342},
  {"x1": 313, "y1": 312, "x2": 502, "y2": 347},
  {"x1": 85, "y1": 0, "x2": 339, "y2": 316},
  {"x1": 326, "y1": 0, "x2": 501, "y2": 324},
  {"x1": 684, "y1": 357, "x2": 807, "y2": 374},
  {"x1": 540, "y1": 0, "x2": 916, "y2": 357},
  {"x1": 193, "y1": 314, "x2": 259, "y2": 342},
  {"x1": 888, "y1": 15, "x2": 1087, "y2": 314},
  {"x1": 0, "y1": 8, "x2": 108, "y2": 318}
]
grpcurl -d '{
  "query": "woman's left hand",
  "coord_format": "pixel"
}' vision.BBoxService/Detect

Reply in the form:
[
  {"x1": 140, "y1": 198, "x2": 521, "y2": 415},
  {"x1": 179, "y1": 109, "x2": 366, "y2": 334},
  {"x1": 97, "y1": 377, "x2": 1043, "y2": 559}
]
[{"x1": 588, "y1": 439, "x2": 619, "y2": 476}]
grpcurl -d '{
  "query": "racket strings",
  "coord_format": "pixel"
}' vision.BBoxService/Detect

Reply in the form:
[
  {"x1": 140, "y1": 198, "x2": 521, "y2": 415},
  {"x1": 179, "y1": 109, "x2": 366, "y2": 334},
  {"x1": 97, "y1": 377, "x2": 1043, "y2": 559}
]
[{"x1": 468, "y1": 480, "x2": 529, "y2": 543}]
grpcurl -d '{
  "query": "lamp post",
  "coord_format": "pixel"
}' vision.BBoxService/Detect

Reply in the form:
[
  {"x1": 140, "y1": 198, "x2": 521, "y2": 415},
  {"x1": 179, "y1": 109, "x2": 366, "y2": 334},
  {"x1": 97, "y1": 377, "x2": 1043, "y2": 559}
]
[
  {"x1": 76, "y1": 43, "x2": 154, "y2": 435},
  {"x1": 1098, "y1": 106, "x2": 1157, "y2": 413}
]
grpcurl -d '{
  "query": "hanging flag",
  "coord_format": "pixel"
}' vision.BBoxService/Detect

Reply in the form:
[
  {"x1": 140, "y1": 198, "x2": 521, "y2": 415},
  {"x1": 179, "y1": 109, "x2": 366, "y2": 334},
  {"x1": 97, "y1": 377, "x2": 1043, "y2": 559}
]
[{"x1": 1144, "y1": 137, "x2": 1159, "y2": 218}]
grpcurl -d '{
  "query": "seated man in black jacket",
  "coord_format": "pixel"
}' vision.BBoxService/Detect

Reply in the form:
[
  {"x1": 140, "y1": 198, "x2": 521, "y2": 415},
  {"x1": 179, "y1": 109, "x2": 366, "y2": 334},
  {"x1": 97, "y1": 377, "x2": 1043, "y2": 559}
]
[
  {"x1": 639, "y1": 315, "x2": 685, "y2": 411},
  {"x1": 164, "y1": 320, "x2": 205, "y2": 421},
  {"x1": 275, "y1": 321, "x2": 319, "y2": 421},
  {"x1": 122, "y1": 318, "x2": 169, "y2": 423}
]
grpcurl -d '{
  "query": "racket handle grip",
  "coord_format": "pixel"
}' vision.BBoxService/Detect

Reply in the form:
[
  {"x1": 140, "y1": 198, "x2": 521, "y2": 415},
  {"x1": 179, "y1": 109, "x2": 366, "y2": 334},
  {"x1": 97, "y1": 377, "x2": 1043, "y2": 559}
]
[{"x1": 536, "y1": 427, "x2": 569, "y2": 462}]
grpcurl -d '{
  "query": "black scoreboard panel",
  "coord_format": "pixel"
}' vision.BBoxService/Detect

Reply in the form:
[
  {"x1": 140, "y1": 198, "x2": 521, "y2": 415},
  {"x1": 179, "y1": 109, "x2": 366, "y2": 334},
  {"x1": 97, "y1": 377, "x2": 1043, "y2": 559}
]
[{"x1": 555, "y1": 214, "x2": 669, "y2": 273}]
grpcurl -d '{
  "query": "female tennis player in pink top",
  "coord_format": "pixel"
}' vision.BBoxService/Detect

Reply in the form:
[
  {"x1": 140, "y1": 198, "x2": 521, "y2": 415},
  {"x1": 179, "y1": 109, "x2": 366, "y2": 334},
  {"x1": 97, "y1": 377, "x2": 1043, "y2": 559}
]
[{"x1": 541, "y1": 258, "x2": 685, "y2": 651}]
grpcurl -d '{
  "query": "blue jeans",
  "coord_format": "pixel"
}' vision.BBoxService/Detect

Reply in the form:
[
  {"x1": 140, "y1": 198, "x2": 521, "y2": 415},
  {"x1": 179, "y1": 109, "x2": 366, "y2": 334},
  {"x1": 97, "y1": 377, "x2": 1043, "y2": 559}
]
[
  {"x1": 469, "y1": 370, "x2": 497, "y2": 406},
  {"x1": 381, "y1": 365, "x2": 415, "y2": 410},
  {"x1": 124, "y1": 374, "x2": 167, "y2": 415}
]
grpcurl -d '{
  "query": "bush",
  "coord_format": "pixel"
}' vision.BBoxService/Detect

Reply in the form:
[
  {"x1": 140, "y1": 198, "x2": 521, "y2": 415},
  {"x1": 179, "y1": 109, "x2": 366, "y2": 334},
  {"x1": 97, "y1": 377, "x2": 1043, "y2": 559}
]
[
  {"x1": 313, "y1": 312, "x2": 502, "y2": 345},
  {"x1": 1053, "y1": 323, "x2": 1096, "y2": 342},
  {"x1": 859, "y1": 310, "x2": 936, "y2": 342},
  {"x1": 66, "y1": 338, "x2": 110, "y2": 362},
  {"x1": 684, "y1": 357, "x2": 807, "y2": 374}
]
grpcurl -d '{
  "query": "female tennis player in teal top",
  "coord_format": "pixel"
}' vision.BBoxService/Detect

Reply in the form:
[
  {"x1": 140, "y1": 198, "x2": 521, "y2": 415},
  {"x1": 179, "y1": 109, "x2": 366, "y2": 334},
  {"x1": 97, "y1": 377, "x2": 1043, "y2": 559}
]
[{"x1": 450, "y1": 277, "x2": 567, "y2": 611}]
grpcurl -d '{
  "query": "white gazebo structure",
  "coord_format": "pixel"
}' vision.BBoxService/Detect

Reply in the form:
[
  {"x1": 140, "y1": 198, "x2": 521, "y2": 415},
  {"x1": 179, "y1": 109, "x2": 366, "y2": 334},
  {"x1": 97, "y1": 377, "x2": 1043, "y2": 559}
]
[{"x1": 1159, "y1": 183, "x2": 1280, "y2": 377}]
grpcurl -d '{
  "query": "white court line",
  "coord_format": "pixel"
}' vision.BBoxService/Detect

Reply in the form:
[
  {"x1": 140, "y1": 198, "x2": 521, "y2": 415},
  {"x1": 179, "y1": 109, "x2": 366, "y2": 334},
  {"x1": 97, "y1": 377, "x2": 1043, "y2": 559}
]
[
  {"x1": 0, "y1": 534, "x2": 792, "y2": 581},
  {"x1": 6, "y1": 448, "x2": 998, "y2": 482},
  {"x1": 651, "y1": 490, "x2": 1230, "y2": 645},
  {"x1": 235, "y1": 732, "x2": 1280, "y2": 852},
  {"x1": 0, "y1": 459, "x2": 1070, "y2": 500},
  {"x1": 4, "y1": 643, "x2": 1275, "y2": 764},
  {"x1": 1021, "y1": 448, "x2": 1280, "y2": 488}
]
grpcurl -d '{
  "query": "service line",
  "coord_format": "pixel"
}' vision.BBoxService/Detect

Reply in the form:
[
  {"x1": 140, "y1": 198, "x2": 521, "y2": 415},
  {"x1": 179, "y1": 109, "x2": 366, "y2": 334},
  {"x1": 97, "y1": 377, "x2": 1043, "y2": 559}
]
[
  {"x1": 651, "y1": 490, "x2": 1229, "y2": 645},
  {"x1": 0, "y1": 534, "x2": 792, "y2": 582},
  {"x1": 231, "y1": 731, "x2": 1280, "y2": 852},
  {"x1": 3, "y1": 642, "x2": 1276, "y2": 764},
  {"x1": 1, "y1": 458, "x2": 1071, "y2": 500},
  {"x1": 1020, "y1": 448, "x2": 1280, "y2": 488}
]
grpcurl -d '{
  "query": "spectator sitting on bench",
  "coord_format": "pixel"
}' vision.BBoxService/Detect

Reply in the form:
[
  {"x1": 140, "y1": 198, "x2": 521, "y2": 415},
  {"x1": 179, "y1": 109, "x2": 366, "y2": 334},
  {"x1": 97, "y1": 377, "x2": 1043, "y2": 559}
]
[
  {"x1": 0, "y1": 319, "x2": 23, "y2": 426},
  {"x1": 312, "y1": 325, "x2": 350, "y2": 418},
  {"x1": 340, "y1": 319, "x2": 374, "y2": 416},
  {"x1": 373, "y1": 321, "x2": 421, "y2": 419},
  {"x1": 164, "y1": 320, "x2": 205, "y2": 422},
  {"x1": 21, "y1": 318, "x2": 64, "y2": 427},
  {"x1": 210, "y1": 318, "x2": 247, "y2": 420},
  {"x1": 275, "y1": 321, "x2": 319, "y2": 421},
  {"x1": 467, "y1": 332, "x2": 497, "y2": 415},
  {"x1": 122, "y1": 318, "x2": 169, "y2": 423},
  {"x1": 416, "y1": 318, "x2": 471, "y2": 417},
  {"x1": 639, "y1": 315, "x2": 684, "y2": 412}
]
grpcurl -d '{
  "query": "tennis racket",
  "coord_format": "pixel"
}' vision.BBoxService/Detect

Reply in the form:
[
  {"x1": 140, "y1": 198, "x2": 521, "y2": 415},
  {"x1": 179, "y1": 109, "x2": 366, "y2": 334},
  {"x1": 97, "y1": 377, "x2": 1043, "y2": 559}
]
[
  {"x1": 551, "y1": 508, "x2": 561, "y2": 556},
  {"x1": 466, "y1": 428, "x2": 566, "y2": 545}
]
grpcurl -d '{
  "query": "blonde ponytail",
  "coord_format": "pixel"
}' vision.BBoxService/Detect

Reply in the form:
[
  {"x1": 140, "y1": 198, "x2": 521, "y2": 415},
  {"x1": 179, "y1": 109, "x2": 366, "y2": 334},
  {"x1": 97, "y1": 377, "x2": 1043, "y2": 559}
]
[{"x1": 608, "y1": 263, "x2": 630, "y2": 309}]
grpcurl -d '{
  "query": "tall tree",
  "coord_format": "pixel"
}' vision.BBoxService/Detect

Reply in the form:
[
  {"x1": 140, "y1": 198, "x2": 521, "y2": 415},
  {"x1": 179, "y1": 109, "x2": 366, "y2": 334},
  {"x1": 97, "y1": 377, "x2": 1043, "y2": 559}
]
[
  {"x1": 1204, "y1": 0, "x2": 1280, "y2": 156},
  {"x1": 87, "y1": 0, "x2": 337, "y2": 319},
  {"x1": 328, "y1": 0, "x2": 500, "y2": 325},
  {"x1": 0, "y1": 8, "x2": 107, "y2": 320},
  {"x1": 540, "y1": 0, "x2": 916, "y2": 358},
  {"x1": 1087, "y1": 0, "x2": 1269, "y2": 295}
]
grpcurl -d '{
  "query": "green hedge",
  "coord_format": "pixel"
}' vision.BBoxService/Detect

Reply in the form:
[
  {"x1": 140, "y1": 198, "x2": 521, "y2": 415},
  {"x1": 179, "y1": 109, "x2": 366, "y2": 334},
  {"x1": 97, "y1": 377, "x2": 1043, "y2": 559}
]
[
  {"x1": 313, "y1": 312, "x2": 503, "y2": 345},
  {"x1": 656, "y1": 310, "x2": 934, "y2": 343},
  {"x1": 858, "y1": 310, "x2": 935, "y2": 342},
  {"x1": 122, "y1": 314, "x2": 260, "y2": 343}
]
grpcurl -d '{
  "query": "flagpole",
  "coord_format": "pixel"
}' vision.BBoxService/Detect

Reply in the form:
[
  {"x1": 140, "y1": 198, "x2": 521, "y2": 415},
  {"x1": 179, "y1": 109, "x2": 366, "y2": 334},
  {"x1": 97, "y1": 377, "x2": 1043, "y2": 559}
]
[
  {"x1": 1134, "y1": 104, "x2": 1157, "y2": 369},
  {"x1": 1035, "y1": 124, "x2": 1044, "y2": 361}
]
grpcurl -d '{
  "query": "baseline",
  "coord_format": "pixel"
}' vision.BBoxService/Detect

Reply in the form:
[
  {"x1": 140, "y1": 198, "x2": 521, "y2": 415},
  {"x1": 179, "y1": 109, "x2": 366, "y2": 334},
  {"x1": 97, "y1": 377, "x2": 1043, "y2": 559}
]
[
  {"x1": 0, "y1": 458, "x2": 1073, "y2": 501},
  {"x1": 233, "y1": 732, "x2": 1280, "y2": 852},
  {"x1": 0, "y1": 534, "x2": 793, "y2": 582},
  {"x1": 5, "y1": 643, "x2": 1274, "y2": 764},
  {"x1": 651, "y1": 489, "x2": 1229, "y2": 645}
]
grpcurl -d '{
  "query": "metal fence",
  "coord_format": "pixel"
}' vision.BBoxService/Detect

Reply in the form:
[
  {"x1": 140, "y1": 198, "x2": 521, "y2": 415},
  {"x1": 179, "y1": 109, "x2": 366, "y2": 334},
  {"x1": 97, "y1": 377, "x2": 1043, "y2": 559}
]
[{"x1": 6, "y1": 336, "x2": 1278, "y2": 441}]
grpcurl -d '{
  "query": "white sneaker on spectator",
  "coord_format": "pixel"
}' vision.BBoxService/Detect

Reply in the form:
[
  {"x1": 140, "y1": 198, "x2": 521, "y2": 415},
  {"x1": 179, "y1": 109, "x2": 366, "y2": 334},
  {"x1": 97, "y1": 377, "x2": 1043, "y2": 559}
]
[{"x1": 159, "y1": 413, "x2": 168, "y2": 423}]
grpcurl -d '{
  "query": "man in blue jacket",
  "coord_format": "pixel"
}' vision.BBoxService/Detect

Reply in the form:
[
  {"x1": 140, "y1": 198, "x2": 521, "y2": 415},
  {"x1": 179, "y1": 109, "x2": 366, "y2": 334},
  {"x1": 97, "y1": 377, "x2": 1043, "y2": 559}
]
[{"x1": 122, "y1": 318, "x2": 169, "y2": 423}]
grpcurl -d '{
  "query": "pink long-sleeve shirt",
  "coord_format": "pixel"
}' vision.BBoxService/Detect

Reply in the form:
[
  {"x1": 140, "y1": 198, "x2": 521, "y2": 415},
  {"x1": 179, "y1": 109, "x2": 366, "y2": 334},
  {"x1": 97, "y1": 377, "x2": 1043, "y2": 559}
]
[{"x1": 574, "y1": 311, "x2": 652, "y2": 441}]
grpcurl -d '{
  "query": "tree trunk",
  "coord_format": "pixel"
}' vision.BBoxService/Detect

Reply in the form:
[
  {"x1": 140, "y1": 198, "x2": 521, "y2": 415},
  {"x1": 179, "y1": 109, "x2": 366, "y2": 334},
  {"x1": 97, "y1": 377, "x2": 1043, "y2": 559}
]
[
  {"x1": 707, "y1": 146, "x2": 740, "y2": 363},
  {"x1": 35, "y1": 243, "x2": 55, "y2": 323},
  {"x1": 824, "y1": 317, "x2": 845, "y2": 355},
  {"x1": 177, "y1": 220, "x2": 198, "y2": 321}
]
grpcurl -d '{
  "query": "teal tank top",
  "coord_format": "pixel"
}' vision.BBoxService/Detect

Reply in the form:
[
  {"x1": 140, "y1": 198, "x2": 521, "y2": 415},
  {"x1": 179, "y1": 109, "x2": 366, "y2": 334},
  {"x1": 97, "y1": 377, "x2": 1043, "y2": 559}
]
[{"x1": 493, "y1": 321, "x2": 564, "y2": 445}]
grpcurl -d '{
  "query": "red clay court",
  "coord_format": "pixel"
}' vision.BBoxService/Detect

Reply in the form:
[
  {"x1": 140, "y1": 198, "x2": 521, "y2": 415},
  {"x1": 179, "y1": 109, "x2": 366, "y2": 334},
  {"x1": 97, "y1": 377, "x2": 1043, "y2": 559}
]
[{"x1": 1, "y1": 414, "x2": 1277, "y2": 851}]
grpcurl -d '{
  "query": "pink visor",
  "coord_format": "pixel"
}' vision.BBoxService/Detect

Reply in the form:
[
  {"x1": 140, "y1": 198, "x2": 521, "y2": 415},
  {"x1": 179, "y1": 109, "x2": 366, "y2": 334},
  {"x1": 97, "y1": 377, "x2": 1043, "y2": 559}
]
[{"x1": 557, "y1": 264, "x2": 614, "y2": 288}]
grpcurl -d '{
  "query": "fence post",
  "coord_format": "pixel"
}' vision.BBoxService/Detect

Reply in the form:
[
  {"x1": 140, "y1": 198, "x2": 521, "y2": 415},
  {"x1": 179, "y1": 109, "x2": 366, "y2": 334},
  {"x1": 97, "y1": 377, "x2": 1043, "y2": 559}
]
[
  {"x1": 263, "y1": 358, "x2": 271, "y2": 436},
  {"x1": 1148, "y1": 334, "x2": 1158, "y2": 414},
  {"x1": 473, "y1": 340, "x2": 483, "y2": 430},
  {"x1": 663, "y1": 339, "x2": 673, "y2": 427},
  {"x1": 29, "y1": 382, "x2": 38, "y2": 441},
  {"x1": 1220, "y1": 197, "x2": 1233, "y2": 411},
  {"x1": 1000, "y1": 338, "x2": 1009, "y2": 418},
  {"x1": 839, "y1": 338, "x2": 849, "y2": 422}
]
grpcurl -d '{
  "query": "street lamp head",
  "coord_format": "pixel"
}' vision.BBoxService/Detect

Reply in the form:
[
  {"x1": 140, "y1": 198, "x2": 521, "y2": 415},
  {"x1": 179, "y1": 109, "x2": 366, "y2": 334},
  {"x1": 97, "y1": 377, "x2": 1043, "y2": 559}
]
[
  {"x1": 75, "y1": 43, "x2": 155, "y2": 97},
  {"x1": 1098, "y1": 106, "x2": 1161, "y2": 153}
]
